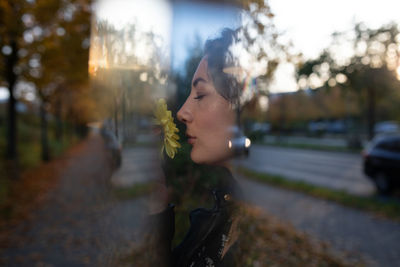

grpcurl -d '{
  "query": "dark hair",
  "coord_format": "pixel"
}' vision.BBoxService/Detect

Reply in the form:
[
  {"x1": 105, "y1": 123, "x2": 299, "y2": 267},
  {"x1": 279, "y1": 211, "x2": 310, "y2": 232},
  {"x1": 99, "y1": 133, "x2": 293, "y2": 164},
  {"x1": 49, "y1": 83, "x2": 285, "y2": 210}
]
[{"x1": 204, "y1": 28, "x2": 243, "y2": 105}]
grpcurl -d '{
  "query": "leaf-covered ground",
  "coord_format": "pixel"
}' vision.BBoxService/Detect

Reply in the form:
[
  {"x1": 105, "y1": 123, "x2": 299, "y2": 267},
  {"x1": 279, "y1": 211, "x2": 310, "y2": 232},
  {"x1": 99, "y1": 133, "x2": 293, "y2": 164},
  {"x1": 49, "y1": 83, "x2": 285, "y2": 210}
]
[{"x1": 0, "y1": 134, "x2": 147, "y2": 266}]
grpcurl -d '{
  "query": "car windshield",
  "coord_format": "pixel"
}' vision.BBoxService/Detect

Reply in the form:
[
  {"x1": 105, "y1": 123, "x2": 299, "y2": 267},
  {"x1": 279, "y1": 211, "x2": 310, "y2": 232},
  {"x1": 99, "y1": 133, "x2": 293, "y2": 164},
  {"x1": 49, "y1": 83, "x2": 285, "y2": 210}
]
[{"x1": 373, "y1": 136, "x2": 400, "y2": 151}]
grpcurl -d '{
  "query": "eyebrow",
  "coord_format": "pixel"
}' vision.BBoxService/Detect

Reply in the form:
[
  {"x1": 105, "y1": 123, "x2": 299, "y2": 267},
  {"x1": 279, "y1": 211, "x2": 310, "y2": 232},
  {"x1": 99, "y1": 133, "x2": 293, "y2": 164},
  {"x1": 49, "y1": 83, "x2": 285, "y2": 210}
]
[{"x1": 192, "y1": 77, "x2": 206, "y2": 87}]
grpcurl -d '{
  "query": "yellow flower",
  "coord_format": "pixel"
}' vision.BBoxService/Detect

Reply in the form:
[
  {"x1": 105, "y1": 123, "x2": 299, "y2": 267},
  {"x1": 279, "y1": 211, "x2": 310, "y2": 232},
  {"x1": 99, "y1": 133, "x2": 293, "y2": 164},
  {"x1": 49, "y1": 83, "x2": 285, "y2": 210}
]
[{"x1": 154, "y1": 98, "x2": 181, "y2": 158}]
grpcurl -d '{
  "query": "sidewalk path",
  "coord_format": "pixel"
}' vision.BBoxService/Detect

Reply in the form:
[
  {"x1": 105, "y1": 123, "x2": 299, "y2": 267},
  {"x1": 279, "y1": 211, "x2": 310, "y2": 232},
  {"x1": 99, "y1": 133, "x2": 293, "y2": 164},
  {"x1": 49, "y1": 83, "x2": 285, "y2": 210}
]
[
  {"x1": 111, "y1": 146, "x2": 162, "y2": 187},
  {"x1": 236, "y1": 175, "x2": 400, "y2": 266},
  {"x1": 0, "y1": 133, "x2": 149, "y2": 266}
]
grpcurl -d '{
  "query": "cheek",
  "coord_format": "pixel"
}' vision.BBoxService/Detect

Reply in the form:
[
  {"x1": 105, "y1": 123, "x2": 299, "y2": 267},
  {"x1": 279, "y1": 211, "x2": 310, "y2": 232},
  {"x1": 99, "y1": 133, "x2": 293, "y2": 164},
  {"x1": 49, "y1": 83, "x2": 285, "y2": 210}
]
[
  {"x1": 201, "y1": 103, "x2": 233, "y2": 137},
  {"x1": 194, "y1": 103, "x2": 234, "y2": 158}
]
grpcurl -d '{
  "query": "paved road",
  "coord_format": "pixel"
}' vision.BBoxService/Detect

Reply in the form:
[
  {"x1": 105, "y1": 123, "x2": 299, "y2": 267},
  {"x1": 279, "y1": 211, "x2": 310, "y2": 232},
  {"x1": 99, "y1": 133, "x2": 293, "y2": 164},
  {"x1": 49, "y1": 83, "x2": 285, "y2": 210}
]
[
  {"x1": 236, "y1": 144, "x2": 376, "y2": 196},
  {"x1": 264, "y1": 135, "x2": 351, "y2": 148},
  {"x1": 236, "y1": 176, "x2": 400, "y2": 267}
]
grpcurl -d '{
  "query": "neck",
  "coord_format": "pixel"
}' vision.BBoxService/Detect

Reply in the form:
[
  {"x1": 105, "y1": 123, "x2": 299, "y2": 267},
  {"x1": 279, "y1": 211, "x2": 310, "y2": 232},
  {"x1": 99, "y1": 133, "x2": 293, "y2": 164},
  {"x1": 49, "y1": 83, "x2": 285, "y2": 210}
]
[{"x1": 215, "y1": 160, "x2": 232, "y2": 172}]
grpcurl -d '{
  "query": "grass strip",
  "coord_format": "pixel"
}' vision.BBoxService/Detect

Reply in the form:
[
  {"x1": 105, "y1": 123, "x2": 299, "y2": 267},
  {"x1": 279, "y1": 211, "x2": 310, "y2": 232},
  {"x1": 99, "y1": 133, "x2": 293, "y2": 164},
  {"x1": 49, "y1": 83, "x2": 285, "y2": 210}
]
[
  {"x1": 238, "y1": 167, "x2": 400, "y2": 221},
  {"x1": 112, "y1": 183, "x2": 152, "y2": 200}
]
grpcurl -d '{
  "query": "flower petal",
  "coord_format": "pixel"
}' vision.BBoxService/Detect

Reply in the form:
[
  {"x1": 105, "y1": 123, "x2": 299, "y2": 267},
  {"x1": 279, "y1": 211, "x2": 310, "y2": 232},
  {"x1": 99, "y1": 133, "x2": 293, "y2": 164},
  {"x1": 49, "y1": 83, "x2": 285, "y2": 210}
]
[
  {"x1": 154, "y1": 98, "x2": 180, "y2": 158},
  {"x1": 165, "y1": 142, "x2": 175, "y2": 158}
]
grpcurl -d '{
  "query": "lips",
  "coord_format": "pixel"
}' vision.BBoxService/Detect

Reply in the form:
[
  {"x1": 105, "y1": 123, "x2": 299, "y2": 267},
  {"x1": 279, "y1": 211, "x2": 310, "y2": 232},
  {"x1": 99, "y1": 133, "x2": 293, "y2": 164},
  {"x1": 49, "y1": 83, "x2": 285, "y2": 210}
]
[{"x1": 186, "y1": 133, "x2": 196, "y2": 145}]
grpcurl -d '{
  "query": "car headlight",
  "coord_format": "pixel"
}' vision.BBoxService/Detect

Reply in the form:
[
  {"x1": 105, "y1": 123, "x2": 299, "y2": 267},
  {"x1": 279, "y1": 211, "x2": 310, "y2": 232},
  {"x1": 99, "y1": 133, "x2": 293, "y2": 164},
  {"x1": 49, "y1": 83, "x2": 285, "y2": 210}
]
[{"x1": 245, "y1": 138, "x2": 251, "y2": 148}]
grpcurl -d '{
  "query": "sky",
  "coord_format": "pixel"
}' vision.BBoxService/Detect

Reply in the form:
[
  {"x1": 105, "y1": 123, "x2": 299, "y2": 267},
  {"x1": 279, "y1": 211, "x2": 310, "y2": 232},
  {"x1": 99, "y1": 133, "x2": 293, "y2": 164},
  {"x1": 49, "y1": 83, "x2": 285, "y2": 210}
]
[
  {"x1": 2, "y1": 0, "x2": 400, "y2": 101},
  {"x1": 95, "y1": 0, "x2": 172, "y2": 38},
  {"x1": 170, "y1": 2, "x2": 241, "y2": 70},
  {"x1": 268, "y1": 0, "x2": 400, "y2": 92},
  {"x1": 269, "y1": 0, "x2": 400, "y2": 59},
  {"x1": 94, "y1": 0, "x2": 241, "y2": 70},
  {"x1": 93, "y1": 0, "x2": 400, "y2": 93}
]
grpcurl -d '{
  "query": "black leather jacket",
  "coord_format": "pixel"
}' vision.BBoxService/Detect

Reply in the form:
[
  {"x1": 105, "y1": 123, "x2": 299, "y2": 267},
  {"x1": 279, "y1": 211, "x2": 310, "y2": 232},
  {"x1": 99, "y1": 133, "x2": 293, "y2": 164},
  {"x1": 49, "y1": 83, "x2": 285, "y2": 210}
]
[{"x1": 150, "y1": 168, "x2": 242, "y2": 267}]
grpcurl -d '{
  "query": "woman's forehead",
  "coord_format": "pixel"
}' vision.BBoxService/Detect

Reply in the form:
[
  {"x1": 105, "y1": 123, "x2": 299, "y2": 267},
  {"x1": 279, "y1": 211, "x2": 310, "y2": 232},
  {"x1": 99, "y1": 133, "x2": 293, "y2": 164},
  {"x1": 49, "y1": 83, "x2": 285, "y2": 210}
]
[{"x1": 192, "y1": 57, "x2": 211, "y2": 84}]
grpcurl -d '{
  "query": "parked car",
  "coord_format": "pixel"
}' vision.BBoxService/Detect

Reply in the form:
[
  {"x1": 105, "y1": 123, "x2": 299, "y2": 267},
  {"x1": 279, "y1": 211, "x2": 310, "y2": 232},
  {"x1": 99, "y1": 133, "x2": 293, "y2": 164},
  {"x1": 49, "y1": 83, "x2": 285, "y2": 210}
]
[
  {"x1": 248, "y1": 122, "x2": 270, "y2": 141},
  {"x1": 250, "y1": 122, "x2": 271, "y2": 133},
  {"x1": 308, "y1": 119, "x2": 347, "y2": 134},
  {"x1": 362, "y1": 135, "x2": 400, "y2": 194},
  {"x1": 374, "y1": 121, "x2": 400, "y2": 135},
  {"x1": 229, "y1": 126, "x2": 251, "y2": 157}
]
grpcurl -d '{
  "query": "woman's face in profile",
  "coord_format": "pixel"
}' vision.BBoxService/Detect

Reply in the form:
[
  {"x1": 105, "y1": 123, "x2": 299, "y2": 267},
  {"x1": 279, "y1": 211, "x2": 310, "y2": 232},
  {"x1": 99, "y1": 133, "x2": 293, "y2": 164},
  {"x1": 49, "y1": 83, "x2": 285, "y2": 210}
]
[{"x1": 177, "y1": 57, "x2": 235, "y2": 165}]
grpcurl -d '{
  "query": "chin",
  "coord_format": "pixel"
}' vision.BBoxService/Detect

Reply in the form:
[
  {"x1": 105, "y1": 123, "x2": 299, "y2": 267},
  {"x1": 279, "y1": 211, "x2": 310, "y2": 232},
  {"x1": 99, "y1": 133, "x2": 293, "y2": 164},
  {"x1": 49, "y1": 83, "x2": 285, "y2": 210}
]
[
  {"x1": 190, "y1": 149, "x2": 231, "y2": 165},
  {"x1": 190, "y1": 150, "x2": 204, "y2": 164}
]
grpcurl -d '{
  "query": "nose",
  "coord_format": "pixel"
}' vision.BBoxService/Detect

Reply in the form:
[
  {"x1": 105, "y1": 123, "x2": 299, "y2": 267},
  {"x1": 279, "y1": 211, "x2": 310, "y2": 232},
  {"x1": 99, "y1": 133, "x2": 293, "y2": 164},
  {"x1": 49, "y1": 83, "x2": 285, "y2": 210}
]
[{"x1": 177, "y1": 99, "x2": 193, "y2": 124}]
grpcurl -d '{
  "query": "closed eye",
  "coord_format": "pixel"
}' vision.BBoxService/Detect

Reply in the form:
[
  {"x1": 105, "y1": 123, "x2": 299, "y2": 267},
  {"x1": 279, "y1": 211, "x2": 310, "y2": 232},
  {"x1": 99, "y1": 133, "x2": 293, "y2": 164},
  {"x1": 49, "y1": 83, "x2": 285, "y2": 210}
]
[{"x1": 194, "y1": 95, "x2": 205, "y2": 100}]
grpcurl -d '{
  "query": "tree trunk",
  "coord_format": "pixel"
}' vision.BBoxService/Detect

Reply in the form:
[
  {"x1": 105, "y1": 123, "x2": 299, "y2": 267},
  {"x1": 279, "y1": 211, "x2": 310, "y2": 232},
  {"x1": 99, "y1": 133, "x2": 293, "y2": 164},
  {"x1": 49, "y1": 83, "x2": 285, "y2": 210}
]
[
  {"x1": 114, "y1": 99, "x2": 119, "y2": 138},
  {"x1": 55, "y1": 97, "x2": 63, "y2": 142},
  {"x1": 5, "y1": 39, "x2": 18, "y2": 162},
  {"x1": 122, "y1": 91, "x2": 126, "y2": 142},
  {"x1": 277, "y1": 95, "x2": 286, "y2": 141},
  {"x1": 366, "y1": 86, "x2": 376, "y2": 141},
  {"x1": 40, "y1": 101, "x2": 50, "y2": 161}
]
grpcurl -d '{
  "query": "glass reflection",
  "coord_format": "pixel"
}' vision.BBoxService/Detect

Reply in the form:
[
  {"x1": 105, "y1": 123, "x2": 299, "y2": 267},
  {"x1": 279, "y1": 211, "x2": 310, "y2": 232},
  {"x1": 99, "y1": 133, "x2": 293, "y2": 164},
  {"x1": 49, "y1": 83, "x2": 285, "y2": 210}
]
[{"x1": 2, "y1": 0, "x2": 400, "y2": 266}]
